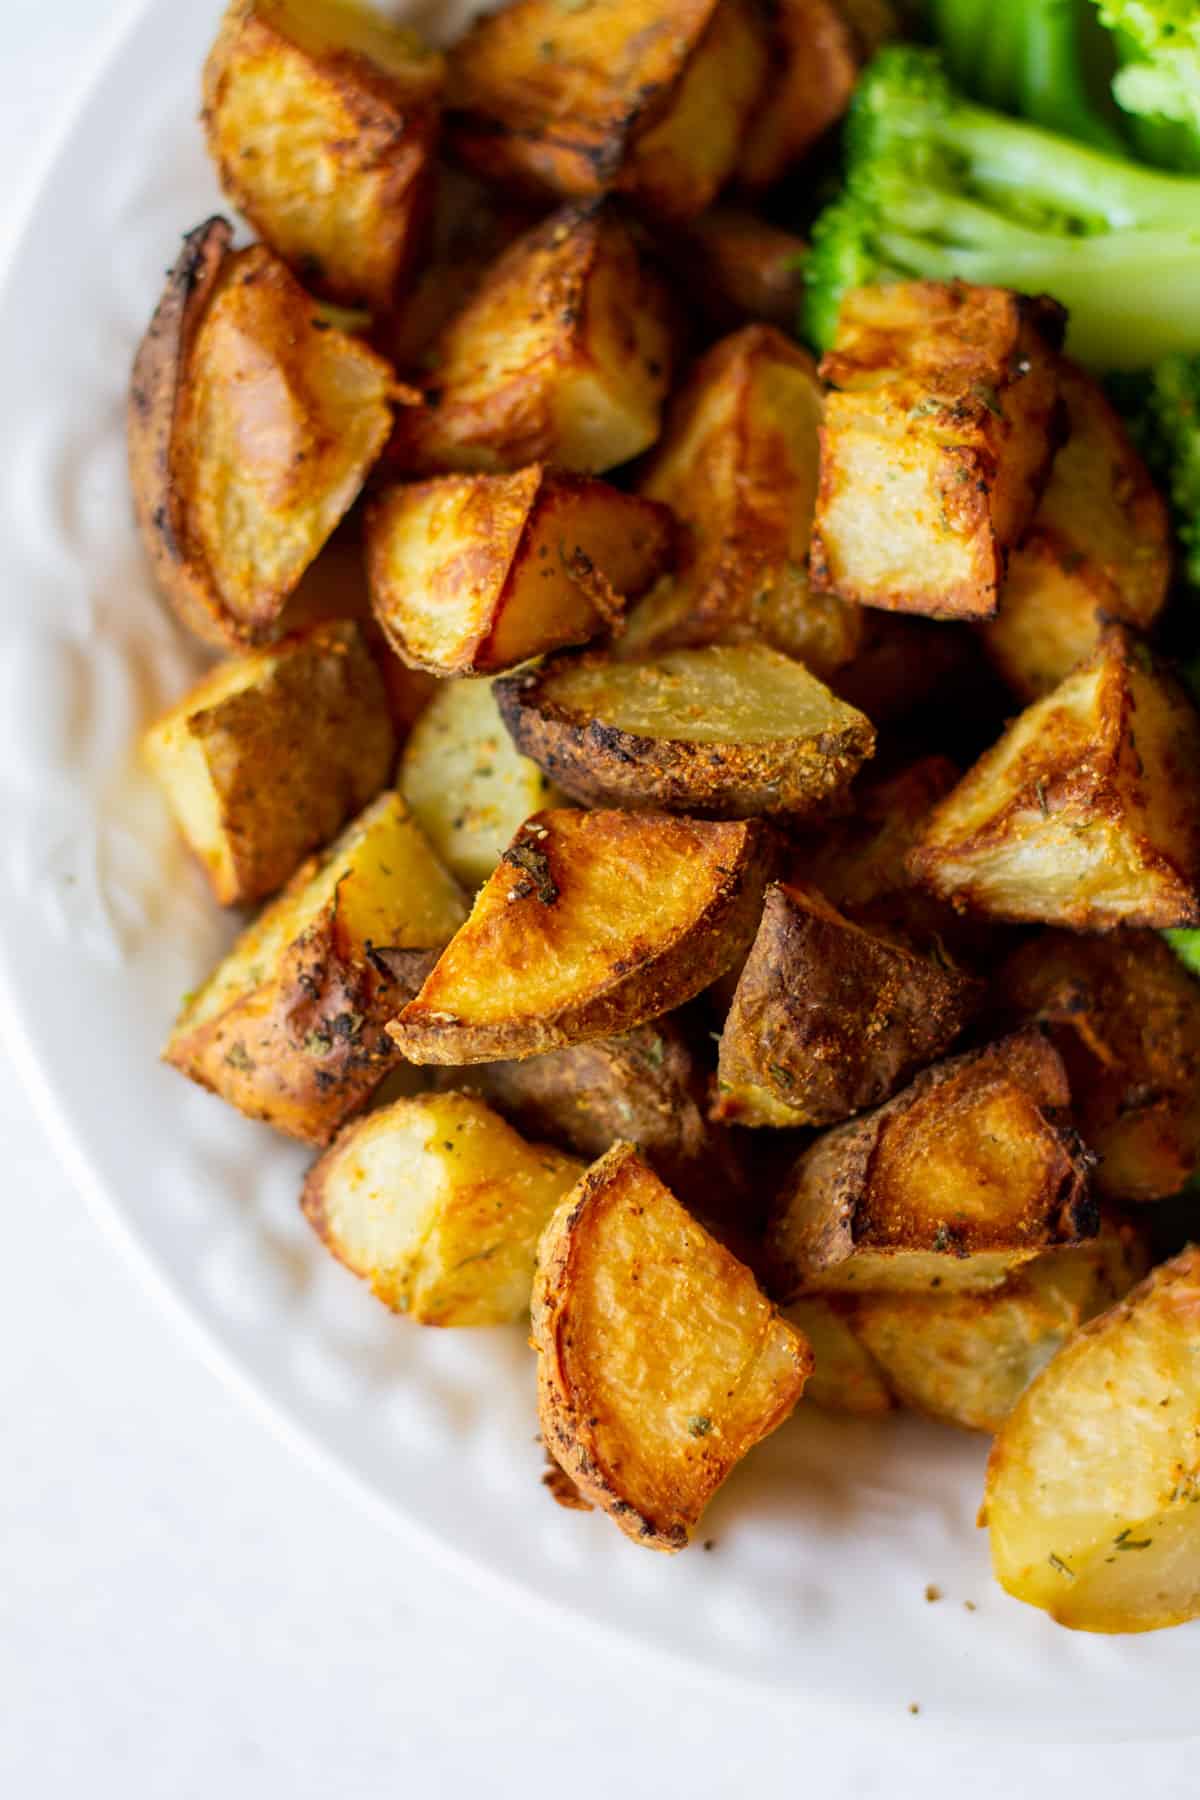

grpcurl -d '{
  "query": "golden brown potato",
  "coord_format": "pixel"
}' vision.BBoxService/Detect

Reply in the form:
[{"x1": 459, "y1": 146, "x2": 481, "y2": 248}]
[
  {"x1": 909, "y1": 628, "x2": 1200, "y2": 930},
  {"x1": 399, "y1": 676, "x2": 561, "y2": 893},
  {"x1": 201, "y1": 0, "x2": 443, "y2": 313},
  {"x1": 495, "y1": 643, "x2": 874, "y2": 818},
  {"x1": 811, "y1": 282, "x2": 1066, "y2": 620},
  {"x1": 365, "y1": 465, "x2": 673, "y2": 676},
  {"x1": 782, "y1": 1296, "x2": 894, "y2": 1416},
  {"x1": 165, "y1": 792, "x2": 466, "y2": 1145},
  {"x1": 142, "y1": 621, "x2": 395, "y2": 906},
  {"x1": 984, "y1": 1246, "x2": 1200, "y2": 1632},
  {"x1": 301, "y1": 1091, "x2": 584, "y2": 1326},
  {"x1": 128, "y1": 219, "x2": 406, "y2": 649},
  {"x1": 389, "y1": 809, "x2": 773, "y2": 1064},
  {"x1": 981, "y1": 361, "x2": 1171, "y2": 700},
  {"x1": 712, "y1": 881, "x2": 978, "y2": 1128},
  {"x1": 997, "y1": 929, "x2": 1200, "y2": 1203},
  {"x1": 658, "y1": 210, "x2": 807, "y2": 336},
  {"x1": 532, "y1": 1142, "x2": 811, "y2": 1549},
  {"x1": 735, "y1": 0, "x2": 864, "y2": 190},
  {"x1": 768, "y1": 1031, "x2": 1096, "y2": 1298},
  {"x1": 632, "y1": 325, "x2": 863, "y2": 680}
]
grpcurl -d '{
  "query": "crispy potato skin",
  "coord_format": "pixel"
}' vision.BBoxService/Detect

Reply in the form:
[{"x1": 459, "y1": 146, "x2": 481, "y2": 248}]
[
  {"x1": 658, "y1": 210, "x2": 807, "y2": 336},
  {"x1": 811, "y1": 282, "x2": 1066, "y2": 620},
  {"x1": 532, "y1": 1143, "x2": 811, "y2": 1549},
  {"x1": 712, "y1": 882, "x2": 978, "y2": 1128},
  {"x1": 735, "y1": 0, "x2": 863, "y2": 191},
  {"x1": 389, "y1": 809, "x2": 774, "y2": 1064},
  {"x1": 768, "y1": 1031, "x2": 1096, "y2": 1298},
  {"x1": 997, "y1": 930, "x2": 1200, "y2": 1203}
]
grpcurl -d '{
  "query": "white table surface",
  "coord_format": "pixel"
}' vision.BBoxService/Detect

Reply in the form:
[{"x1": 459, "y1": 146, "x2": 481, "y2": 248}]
[{"x1": 2, "y1": 6, "x2": 1198, "y2": 1794}]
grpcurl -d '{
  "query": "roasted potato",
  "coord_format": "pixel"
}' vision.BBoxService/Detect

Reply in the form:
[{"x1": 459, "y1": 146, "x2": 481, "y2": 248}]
[
  {"x1": 533, "y1": 1142, "x2": 811, "y2": 1549},
  {"x1": 735, "y1": 0, "x2": 865, "y2": 191},
  {"x1": 389, "y1": 809, "x2": 773, "y2": 1064},
  {"x1": 496, "y1": 643, "x2": 874, "y2": 819},
  {"x1": 768, "y1": 1031, "x2": 1096, "y2": 1298},
  {"x1": 811, "y1": 282, "x2": 1066, "y2": 620},
  {"x1": 659, "y1": 210, "x2": 807, "y2": 336},
  {"x1": 984, "y1": 1246, "x2": 1200, "y2": 1632},
  {"x1": 129, "y1": 219, "x2": 406, "y2": 649},
  {"x1": 301, "y1": 1091, "x2": 584, "y2": 1325},
  {"x1": 202, "y1": 0, "x2": 443, "y2": 314},
  {"x1": 910, "y1": 628, "x2": 1200, "y2": 930},
  {"x1": 165, "y1": 791, "x2": 466, "y2": 1144},
  {"x1": 712, "y1": 881, "x2": 978, "y2": 1128},
  {"x1": 385, "y1": 203, "x2": 675, "y2": 477},
  {"x1": 997, "y1": 929, "x2": 1200, "y2": 1203},
  {"x1": 981, "y1": 361, "x2": 1171, "y2": 701},
  {"x1": 782, "y1": 1296, "x2": 894, "y2": 1416},
  {"x1": 399, "y1": 676, "x2": 561, "y2": 893},
  {"x1": 829, "y1": 611, "x2": 980, "y2": 726},
  {"x1": 366, "y1": 465, "x2": 673, "y2": 676},
  {"x1": 633, "y1": 326, "x2": 863, "y2": 680},
  {"x1": 143, "y1": 620, "x2": 395, "y2": 906}
]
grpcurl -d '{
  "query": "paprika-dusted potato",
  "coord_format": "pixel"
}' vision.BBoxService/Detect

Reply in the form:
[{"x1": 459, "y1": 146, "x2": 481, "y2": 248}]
[
  {"x1": 811, "y1": 282, "x2": 1065, "y2": 620},
  {"x1": 767, "y1": 1031, "x2": 1096, "y2": 1298},
  {"x1": 533, "y1": 1143, "x2": 811, "y2": 1549},
  {"x1": 783, "y1": 1295, "x2": 894, "y2": 1416},
  {"x1": 496, "y1": 643, "x2": 874, "y2": 818},
  {"x1": 735, "y1": 0, "x2": 866, "y2": 191},
  {"x1": 142, "y1": 620, "x2": 395, "y2": 906},
  {"x1": 301, "y1": 1091, "x2": 584, "y2": 1326},
  {"x1": 659, "y1": 210, "x2": 807, "y2": 335},
  {"x1": 712, "y1": 881, "x2": 978, "y2": 1128},
  {"x1": 366, "y1": 465, "x2": 673, "y2": 676},
  {"x1": 984, "y1": 1246, "x2": 1200, "y2": 1632},
  {"x1": 389, "y1": 809, "x2": 774, "y2": 1064},
  {"x1": 128, "y1": 218, "x2": 407, "y2": 649},
  {"x1": 909, "y1": 628, "x2": 1200, "y2": 930},
  {"x1": 385, "y1": 203, "x2": 675, "y2": 477},
  {"x1": 202, "y1": 0, "x2": 443, "y2": 313},
  {"x1": 165, "y1": 791, "x2": 466, "y2": 1145}
]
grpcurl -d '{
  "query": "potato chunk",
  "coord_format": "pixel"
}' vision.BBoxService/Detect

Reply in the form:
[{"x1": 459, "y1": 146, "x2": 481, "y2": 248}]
[
  {"x1": 202, "y1": 0, "x2": 443, "y2": 313},
  {"x1": 997, "y1": 930, "x2": 1200, "y2": 1202},
  {"x1": 984, "y1": 1247, "x2": 1200, "y2": 1632},
  {"x1": 496, "y1": 643, "x2": 874, "y2": 818},
  {"x1": 366, "y1": 466, "x2": 673, "y2": 676},
  {"x1": 811, "y1": 282, "x2": 1065, "y2": 620},
  {"x1": 735, "y1": 0, "x2": 865, "y2": 190},
  {"x1": 712, "y1": 882, "x2": 978, "y2": 1128},
  {"x1": 768, "y1": 1031, "x2": 1096, "y2": 1297},
  {"x1": 389, "y1": 809, "x2": 773, "y2": 1064},
  {"x1": 783, "y1": 1296, "x2": 894, "y2": 1416},
  {"x1": 533, "y1": 1143, "x2": 811, "y2": 1549},
  {"x1": 399, "y1": 677, "x2": 561, "y2": 893},
  {"x1": 128, "y1": 219, "x2": 404, "y2": 649},
  {"x1": 632, "y1": 326, "x2": 862, "y2": 680},
  {"x1": 659, "y1": 210, "x2": 807, "y2": 335},
  {"x1": 143, "y1": 621, "x2": 395, "y2": 905},
  {"x1": 385, "y1": 203, "x2": 675, "y2": 476},
  {"x1": 165, "y1": 792, "x2": 466, "y2": 1144},
  {"x1": 909, "y1": 629, "x2": 1200, "y2": 930},
  {"x1": 981, "y1": 361, "x2": 1171, "y2": 700},
  {"x1": 301, "y1": 1092, "x2": 584, "y2": 1325}
]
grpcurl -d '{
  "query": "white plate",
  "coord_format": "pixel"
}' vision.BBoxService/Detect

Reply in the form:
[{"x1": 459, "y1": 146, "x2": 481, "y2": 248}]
[{"x1": 0, "y1": 0, "x2": 1193, "y2": 1739}]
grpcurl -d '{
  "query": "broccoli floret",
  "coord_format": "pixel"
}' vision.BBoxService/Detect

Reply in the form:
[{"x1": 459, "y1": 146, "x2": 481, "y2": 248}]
[
  {"x1": 802, "y1": 46, "x2": 1200, "y2": 367},
  {"x1": 1096, "y1": 2, "x2": 1200, "y2": 168},
  {"x1": 1165, "y1": 928, "x2": 1200, "y2": 980}
]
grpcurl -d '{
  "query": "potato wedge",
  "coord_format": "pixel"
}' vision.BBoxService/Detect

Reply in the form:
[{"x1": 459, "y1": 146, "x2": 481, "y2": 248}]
[
  {"x1": 997, "y1": 929, "x2": 1200, "y2": 1203},
  {"x1": 165, "y1": 792, "x2": 466, "y2": 1144},
  {"x1": 202, "y1": 0, "x2": 443, "y2": 313},
  {"x1": 399, "y1": 676, "x2": 561, "y2": 893},
  {"x1": 909, "y1": 629, "x2": 1200, "y2": 930},
  {"x1": 736, "y1": 0, "x2": 864, "y2": 190},
  {"x1": 301, "y1": 1091, "x2": 584, "y2": 1325},
  {"x1": 129, "y1": 219, "x2": 405, "y2": 649},
  {"x1": 712, "y1": 881, "x2": 978, "y2": 1128},
  {"x1": 385, "y1": 203, "x2": 675, "y2": 477},
  {"x1": 811, "y1": 282, "x2": 1065, "y2": 620},
  {"x1": 981, "y1": 362, "x2": 1171, "y2": 700},
  {"x1": 496, "y1": 644, "x2": 874, "y2": 818},
  {"x1": 533, "y1": 1142, "x2": 811, "y2": 1549},
  {"x1": 389, "y1": 809, "x2": 773, "y2": 1064},
  {"x1": 782, "y1": 1296, "x2": 894, "y2": 1416},
  {"x1": 365, "y1": 465, "x2": 673, "y2": 676},
  {"x1": 984, "y1": 1246, "x2": 1200, "y2": 1632},
  {"x1": 143, "y1": 621, "x2": 395, "y2": 906},
  {"x1": 768, "y1": 1031, "x2": 1096, "y2": 1297},
  {"x1": 659, "y1": 210, "x2": 807, "y2": 335}
]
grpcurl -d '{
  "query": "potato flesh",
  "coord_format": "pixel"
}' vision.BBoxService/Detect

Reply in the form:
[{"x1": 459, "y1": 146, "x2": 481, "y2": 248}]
[
  {"x1": 784, "y1": 1297, "x2": 893, "y2": 1416},
  {"x1": 736, "y1": 0, "x2": 860, "y2": 189}
]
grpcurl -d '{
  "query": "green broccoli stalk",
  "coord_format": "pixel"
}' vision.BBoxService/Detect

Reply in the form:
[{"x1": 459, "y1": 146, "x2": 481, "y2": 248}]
[
  {"x1": 802, "y1": 46, "x2": 1200, "y2": 366},
  {"x1": 1096, "y1": 2, "x2": 1200, "y2": 170}
]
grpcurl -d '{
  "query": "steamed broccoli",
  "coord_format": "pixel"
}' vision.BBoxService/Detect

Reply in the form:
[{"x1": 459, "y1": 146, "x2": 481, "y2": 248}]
[
  {"x1": 1098, "y1": 2, "x2": 1200, "y2": 170},
  {"x1": 1124, "y1": 356, "x2": 1200, "y2": 587},
  {"x1": 802, "y1": 46, "x2": 1200, "y2": 366}
]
